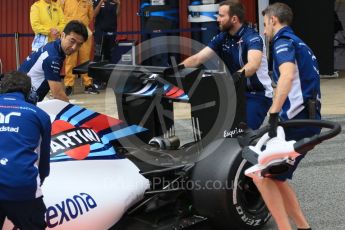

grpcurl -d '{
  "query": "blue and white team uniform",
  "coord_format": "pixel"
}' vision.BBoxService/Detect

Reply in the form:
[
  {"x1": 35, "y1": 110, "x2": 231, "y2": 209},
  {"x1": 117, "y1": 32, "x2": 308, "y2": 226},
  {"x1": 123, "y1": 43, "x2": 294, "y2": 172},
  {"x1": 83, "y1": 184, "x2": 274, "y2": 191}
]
[
  {"x1": 208, "y1": 25, "x2": 273, "y2": 130},
  {"x1": 19, "y1": 39, "x2": 65, "y2": 101},
  {"x1": 272, "y1": 26, "x2": 321, "y2": 141},
  {"x1": 271, "y1": 26, "x2": 321, "y2": 181},
  {"x1": 0, "y1": 92, "x2": 51, "y2": 201}
]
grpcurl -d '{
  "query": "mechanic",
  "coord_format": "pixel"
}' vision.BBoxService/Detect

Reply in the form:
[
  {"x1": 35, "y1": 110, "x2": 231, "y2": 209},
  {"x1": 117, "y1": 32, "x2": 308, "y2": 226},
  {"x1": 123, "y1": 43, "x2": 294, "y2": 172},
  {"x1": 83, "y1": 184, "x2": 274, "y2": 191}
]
[
  {"x1": 254, "y1": 3, "x2": 321, "y2": 230},
  {"x1": 59, "y1": 0, "x2": 99, "y2": 96},
  {"x1": 93, "y1": 0, "x2": 120, "y2": 62},
  {"x1": 0, "y1": 71, "x2": 51, "y2": 230},
  {"x1": 93, "y1": 0, "x2": 120, "y2": 89},
  {"x1": 19, "y1": 20, "x2": 88, "y2": 102},
  {"x1": 30, "y1": 0, "x2": 66, "y2": 51},
  {"x1": 182, "y1": 0, "x2": 273, "y2": 130}
]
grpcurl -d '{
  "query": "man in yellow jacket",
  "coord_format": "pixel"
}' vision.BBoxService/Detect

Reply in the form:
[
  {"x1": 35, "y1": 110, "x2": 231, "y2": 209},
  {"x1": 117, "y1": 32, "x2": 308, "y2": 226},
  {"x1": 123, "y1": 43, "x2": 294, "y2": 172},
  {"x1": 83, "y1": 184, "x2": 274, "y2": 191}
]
[
  {"x1": 59, "y1": 0, "x2": 99, "y2": 95},
  {"x1": 30, "y1": 0, "x2": 66, "y2": 50}
]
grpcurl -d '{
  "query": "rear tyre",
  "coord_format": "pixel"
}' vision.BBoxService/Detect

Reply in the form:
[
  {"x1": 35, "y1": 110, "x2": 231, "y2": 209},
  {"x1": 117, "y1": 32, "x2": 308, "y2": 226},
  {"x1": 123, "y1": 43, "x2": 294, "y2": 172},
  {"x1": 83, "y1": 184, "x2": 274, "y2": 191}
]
[{"x1": 191, "y1": 138, "x2": 270, "y2": 229}]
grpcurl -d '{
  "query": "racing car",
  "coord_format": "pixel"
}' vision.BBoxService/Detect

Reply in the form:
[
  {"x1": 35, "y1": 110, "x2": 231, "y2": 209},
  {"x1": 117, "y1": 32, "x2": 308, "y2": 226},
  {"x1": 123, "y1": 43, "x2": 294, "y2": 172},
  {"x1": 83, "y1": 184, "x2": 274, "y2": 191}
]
[{"x1": 3, "y1": 64, "x2": 341, "y2": 230}]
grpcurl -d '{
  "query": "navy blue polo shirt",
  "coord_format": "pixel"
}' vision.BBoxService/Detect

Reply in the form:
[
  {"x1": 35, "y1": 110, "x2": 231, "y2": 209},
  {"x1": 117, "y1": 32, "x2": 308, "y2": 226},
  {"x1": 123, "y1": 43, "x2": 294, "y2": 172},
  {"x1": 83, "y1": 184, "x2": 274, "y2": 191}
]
[
  {"x1": 208, "y1": 25, "x2": 273, "y2": 98},
  {"x1": 0, "y1": 92, "x2": 51, "y2": 201},
  {"x1": 19, "y1": 39, "x2": 65, "y2": 101},
  {"x1": 93, "y1": 0, "x2": 118, "y2": 33},
  {"x1": 272, "y1": 26, "x2": 321, "y2": 120}
]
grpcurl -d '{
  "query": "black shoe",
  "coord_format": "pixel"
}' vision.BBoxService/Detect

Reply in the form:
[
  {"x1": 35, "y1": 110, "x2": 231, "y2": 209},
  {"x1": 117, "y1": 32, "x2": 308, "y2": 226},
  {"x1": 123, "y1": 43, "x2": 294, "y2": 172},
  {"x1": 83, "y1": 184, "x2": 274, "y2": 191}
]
[
  {"x1": 65, "y1": 86, "x2": 73, "y2": 96},
  {"x1": 94, "y1": 82, "x2": 107, "y2": 90},
  {"x1": 84, "y1": 85, "x2": 100, "y2": 94}
]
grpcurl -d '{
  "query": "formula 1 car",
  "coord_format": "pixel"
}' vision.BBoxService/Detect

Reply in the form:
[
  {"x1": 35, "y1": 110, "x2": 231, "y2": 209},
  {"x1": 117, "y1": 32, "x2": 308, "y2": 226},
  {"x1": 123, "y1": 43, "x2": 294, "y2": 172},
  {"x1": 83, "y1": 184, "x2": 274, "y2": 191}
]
[{"x1": 2, "y1": 64, "x2": 341, "y2": 230}]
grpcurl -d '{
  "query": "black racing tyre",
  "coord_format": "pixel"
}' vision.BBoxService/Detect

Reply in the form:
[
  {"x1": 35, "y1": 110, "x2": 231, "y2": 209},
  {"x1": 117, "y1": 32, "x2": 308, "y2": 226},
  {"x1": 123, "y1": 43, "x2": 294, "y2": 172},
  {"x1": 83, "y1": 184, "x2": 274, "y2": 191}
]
[{"x1": 191, "y1": 138, "x2": 270, "y2": 230}]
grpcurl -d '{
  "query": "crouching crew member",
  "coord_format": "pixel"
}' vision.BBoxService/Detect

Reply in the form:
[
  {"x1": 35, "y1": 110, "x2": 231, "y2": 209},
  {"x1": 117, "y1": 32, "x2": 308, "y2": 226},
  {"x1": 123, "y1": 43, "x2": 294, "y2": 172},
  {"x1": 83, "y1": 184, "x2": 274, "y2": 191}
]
[{"x1": 0, "y1": 71, "x2": 51, "y2": 230}]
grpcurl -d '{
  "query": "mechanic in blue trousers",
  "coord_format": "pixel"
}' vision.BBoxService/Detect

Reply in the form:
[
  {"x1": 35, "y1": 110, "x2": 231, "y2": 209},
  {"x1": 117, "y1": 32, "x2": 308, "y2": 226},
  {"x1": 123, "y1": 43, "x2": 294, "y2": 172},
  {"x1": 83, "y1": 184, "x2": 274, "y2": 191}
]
[
  {"x1": 0, "y1": 71, "x2": 51, "y2": 230},
  {"x1": 253, "y1": 3, "x2": 322, "y2": 230},
  {"x1": 182, "y1": 0, "x2": 273, "y2": 130},
  {"x1": 19, "y1": 20, "x2": 89, "y2": 102}
]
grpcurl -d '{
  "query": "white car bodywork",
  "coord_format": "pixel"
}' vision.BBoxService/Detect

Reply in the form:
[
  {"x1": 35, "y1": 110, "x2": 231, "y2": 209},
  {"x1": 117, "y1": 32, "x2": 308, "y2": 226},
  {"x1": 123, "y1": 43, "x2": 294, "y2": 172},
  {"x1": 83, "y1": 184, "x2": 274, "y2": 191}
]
[{"x1": 3, "y1": 100, "x2": 150, "y2": 230}]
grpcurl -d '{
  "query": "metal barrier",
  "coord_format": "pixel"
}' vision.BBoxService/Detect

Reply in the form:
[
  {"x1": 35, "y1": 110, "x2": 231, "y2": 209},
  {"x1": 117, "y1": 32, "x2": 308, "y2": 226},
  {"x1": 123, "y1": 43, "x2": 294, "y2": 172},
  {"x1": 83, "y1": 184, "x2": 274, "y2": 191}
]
[
  {"x1": 0, "y1": 33, "x2": 35, "y2": 72},
  {"x1": 0, "y1": 27, "x2": 209, "y2": 72},
  {"x1": 14, "y1": 33, "x2": 20, "y2": 70}
]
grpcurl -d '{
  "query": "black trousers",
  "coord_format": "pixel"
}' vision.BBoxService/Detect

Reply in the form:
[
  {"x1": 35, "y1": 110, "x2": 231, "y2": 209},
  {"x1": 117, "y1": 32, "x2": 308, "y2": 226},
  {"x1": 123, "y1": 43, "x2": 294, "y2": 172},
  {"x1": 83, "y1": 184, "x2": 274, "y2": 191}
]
[
  {"x1": 94, "y1": 31, "x2": 117, "y2": 62},
  {"x1": 0, "y1": 197, "x2": 46, "y2": 230}
]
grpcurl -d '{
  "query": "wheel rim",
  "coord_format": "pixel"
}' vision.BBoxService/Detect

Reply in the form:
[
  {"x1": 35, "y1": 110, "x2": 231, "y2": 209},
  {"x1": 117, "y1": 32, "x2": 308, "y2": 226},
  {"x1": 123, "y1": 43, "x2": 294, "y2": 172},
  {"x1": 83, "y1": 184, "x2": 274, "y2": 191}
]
[
  {"x1": 233, "y1": 160, "x2": 268, "y2": 216},
  {"x1": 238, "y1": 172, "x2": 266, "y2": 213}
]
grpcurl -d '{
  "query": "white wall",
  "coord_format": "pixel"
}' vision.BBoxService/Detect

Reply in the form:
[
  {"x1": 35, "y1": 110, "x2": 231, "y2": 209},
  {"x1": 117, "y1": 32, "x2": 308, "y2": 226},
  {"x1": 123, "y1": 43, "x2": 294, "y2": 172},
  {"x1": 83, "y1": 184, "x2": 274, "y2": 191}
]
[{"x1": 258, "y1": 0, "x2": 269, "y2": 36}]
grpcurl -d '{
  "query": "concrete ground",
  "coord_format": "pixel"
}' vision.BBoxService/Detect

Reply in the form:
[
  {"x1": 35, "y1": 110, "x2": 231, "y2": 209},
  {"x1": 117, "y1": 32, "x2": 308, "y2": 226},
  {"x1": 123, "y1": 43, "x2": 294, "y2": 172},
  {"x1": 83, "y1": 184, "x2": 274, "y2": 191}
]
[
  {"x1": 64, "y1": 71, "x2": 345, "y2": 230},
  {"x1": 320, "y1": 71, "x2": 345, "y2": 115}
]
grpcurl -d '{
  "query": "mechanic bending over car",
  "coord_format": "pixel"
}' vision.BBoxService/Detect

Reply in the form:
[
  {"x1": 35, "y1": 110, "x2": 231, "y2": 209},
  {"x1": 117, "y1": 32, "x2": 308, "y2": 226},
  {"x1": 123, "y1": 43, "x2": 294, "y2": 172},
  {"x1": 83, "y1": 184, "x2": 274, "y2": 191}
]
[
  {"x1": 0, "y1": 71, "x2": 51, "y2": 230},
  {"x1": 254, "y1": 3, "x2": 322, "y2": 230},
  {"x1": 19, "y1": 20, "x2": 89, "y2": 102},
  {"x1": 182, "y1": 0, "x2": 273, "y2": 130}
]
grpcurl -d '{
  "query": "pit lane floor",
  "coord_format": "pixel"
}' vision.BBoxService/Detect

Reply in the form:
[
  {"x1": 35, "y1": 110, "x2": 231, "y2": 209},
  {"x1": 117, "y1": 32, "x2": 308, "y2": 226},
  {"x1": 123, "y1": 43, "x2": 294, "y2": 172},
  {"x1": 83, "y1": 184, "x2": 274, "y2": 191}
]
[{"x1": 62, "y1": 74, "x2": 345, "y2": 230}]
